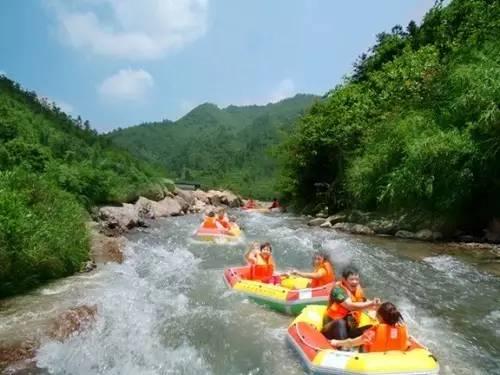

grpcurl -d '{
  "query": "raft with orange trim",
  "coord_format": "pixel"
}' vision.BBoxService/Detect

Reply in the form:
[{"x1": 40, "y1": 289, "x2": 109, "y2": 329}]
[
  {"x1": 194, "y1": 223, "x2": 242, "y2": 242},
  {"x1": 287, "y1": 305, "x2": 439, "y2": 375},
  {"x1": 223, "y1": 265, "x2": 333, "y2": 315}
]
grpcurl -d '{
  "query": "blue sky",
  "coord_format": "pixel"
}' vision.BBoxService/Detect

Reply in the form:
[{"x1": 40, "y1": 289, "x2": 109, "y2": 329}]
[{"x1": 0, "y1": 0, "x2": 435, "y2": 132}]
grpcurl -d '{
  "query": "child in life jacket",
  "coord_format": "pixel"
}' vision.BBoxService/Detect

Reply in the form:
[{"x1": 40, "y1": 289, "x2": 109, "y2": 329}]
[{"x1": 329, "y1": 302, "x2": 409, "y2": 353}]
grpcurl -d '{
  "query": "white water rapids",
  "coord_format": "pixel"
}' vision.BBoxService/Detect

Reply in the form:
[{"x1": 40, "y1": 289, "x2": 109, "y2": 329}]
[{"x1": 1, "y1": 212, "x2": 499, "y2": 374}]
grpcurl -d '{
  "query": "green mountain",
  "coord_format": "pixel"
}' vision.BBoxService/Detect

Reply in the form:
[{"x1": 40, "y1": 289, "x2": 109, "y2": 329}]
[
  {"x1": 279, "y1": 0, "x2": 500, "y2": 234},
  {"x1": 108, "y1": 94, "x2": 319, "y2": 198},
  {"x1": 0, "y1": 75, "x2": 168, "y2": 297}
]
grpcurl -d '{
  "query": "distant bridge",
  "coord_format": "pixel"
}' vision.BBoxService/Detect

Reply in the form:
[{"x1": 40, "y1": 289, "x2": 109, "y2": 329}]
[{"x1": 175, "y1": 181, "x2": 201, "y2": 191}]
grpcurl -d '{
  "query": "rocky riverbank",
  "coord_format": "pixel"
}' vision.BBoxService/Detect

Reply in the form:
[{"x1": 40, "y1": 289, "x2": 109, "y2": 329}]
[
  {"x1": 0, "y1": 187, "x2": 243, "y2": 373},
  {"x1": 307, "y1": 210, "x2": 500, "y2": 250}
]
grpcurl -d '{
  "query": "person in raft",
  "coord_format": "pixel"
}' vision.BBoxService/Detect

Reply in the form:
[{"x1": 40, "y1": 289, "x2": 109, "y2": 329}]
[
  {"x1": 329, "y1": 302, "x2": 409, "y2": 353},
  {"x1": 243, "y1": 198, "x2": 257, "y2": 209},
  {"x1": 244, "y1": 242, "x2": 280, "y2": 284},
  {"x1": 201, "y1": 211, "x2": 228, "y2": 233},
  {"x1": 268, "y1": 198, "x2": 280, "y2": 210},
  {"x1": 216, "y1": 207, "x2": 232, "y2": 230},
  {"x1": 290, "y1": 251, "x2": 335, "y2": 288},
  {"x1": 322, "y1": 266, "x2": 380, "y2": 340}
]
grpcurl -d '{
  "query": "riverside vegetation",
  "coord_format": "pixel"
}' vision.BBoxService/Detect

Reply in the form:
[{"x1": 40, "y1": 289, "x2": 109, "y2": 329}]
[
  {"x1": 278, "y1": 0, "x2": 500, "y2": 236},
  {"x1": 0, "y1": 76, "x2": 170, "y2": 297},
  {"x1": 1, "y1": 0, "x2": 499, "y2": 298}
]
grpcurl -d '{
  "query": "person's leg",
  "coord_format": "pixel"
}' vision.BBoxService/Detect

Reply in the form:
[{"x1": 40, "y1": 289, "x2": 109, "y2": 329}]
[{"x1": 321, "y1": 318, "x2": 348, "y2": 340}]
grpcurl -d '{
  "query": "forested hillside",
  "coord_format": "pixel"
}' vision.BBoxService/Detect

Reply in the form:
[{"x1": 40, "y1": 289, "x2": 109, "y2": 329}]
[
  {"x1": 279, "y1": 0, "x2": 499, "y2": 234},
  {"x1": 0, "y1": 76, "x2": 169, "y2": 297},
  {"x1": 108, "y1": 94, "x2": 318, "y2": 198}
]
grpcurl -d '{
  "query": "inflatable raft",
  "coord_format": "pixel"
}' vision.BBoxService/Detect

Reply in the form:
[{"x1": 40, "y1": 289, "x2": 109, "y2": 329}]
[
  {"x1": 194, "y1": 224, "x2": 242, "y2": 242},
  {"x1": 223, "y1": 265, "x2": 333, "y2": 315},
  {"x1": 287, "y1": 305, "x2": 439, "y2": 375}
]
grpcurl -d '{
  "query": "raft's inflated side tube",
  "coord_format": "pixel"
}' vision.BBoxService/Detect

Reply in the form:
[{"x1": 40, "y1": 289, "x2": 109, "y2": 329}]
[
  {"x1": 194, "y1": 224, "x2": 241, "y2": 241},
  {"x1": 287, "y1": 305, "x2": 440, "y2": 375},
  {"x1": 223, "y1": 265, "x2": 333, "y2": 315}
]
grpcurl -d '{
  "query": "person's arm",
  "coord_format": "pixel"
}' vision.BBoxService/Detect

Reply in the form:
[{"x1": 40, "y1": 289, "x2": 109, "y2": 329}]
[
  {"x1": 341, "y1": 297, "x2": 380, "y2": 311},
  {"x1": 292, "y1": 268, "x2": 326, "y2": 280},
  {"x1": 244, "y1": 248, "x2": 258, "y2": 264},
  {"x1": 330, "y1": 335, "x2": 365, "y2": 348}
]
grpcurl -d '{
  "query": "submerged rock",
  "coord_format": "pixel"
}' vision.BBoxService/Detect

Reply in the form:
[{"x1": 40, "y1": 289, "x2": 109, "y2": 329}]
[
  {"x1": 90, "y1": 230, "x2": 125, "y2": 264},
  {"x1": 49, "y1": 305, "x2": 97, "y2": 341}
]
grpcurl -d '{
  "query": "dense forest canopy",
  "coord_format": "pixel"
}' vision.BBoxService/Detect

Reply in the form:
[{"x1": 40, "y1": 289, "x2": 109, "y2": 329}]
[
  {"x1": 0, "y1": 75, "x2": 168, "y2": 297},
  {"x1": 278, "y1": 0, "x2": 500, "y2": 233},
  {"x1": 108, "y1": 94, "x2": 318, "y2": 199}
]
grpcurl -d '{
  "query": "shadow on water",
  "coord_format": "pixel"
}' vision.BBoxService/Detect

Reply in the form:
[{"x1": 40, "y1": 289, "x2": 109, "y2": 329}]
[{"x1": 2, "y1": 212, "x2": 499, "y2": 374}]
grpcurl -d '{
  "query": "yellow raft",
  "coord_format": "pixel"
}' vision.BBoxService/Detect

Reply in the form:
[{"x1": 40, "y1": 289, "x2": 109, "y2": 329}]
[
  {"x1": 193, "y1": 224, "x2": 242, "y2": 242},
  {"x1": 287, "y1": 305, "x2": 439, "y2": 375}
]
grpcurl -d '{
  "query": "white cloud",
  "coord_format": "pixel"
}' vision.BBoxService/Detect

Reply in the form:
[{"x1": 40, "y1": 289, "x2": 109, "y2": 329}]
[
  {"x1": 0, "y1": 70, "x2": 6, "y2": 77},
  {"x1": 268, "y1": 78, "x2": 296, "y2": 103},
  {"x1": 98, "y1": 68, "x2": 154, "y2": 101},
  {"x1": 48, "y1": 0, "x2": 209, "y2": 60}
]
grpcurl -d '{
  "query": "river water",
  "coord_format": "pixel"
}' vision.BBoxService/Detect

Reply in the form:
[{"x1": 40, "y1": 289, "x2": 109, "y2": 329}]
[{"x1": 2, "y1": 212, "x2": 500, "y2": 374}]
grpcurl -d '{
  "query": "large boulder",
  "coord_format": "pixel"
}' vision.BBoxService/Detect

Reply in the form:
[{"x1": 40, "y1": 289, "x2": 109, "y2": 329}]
[
  {"x1": 367, "y1": 219, "x2": 399, "y2": 235},
  {"x1": 206, "y1": 190, "x2": 222, "y2": 206},
  {"x1": 98, "y1": 203, "x2": 141, "y2": 234},
  {"x1": 332, "y1": 222, "x2": 375, "y2": 235},
  {"x1": 151, "y1": 197, "x2": 183, "y2": 217},
  {"x1": 193, "y1": 189, "x2": 210, "y2": 204},
  {"x1": 325, "y1": 214, "x2": 348, "y2": 226},
  {"x1": 174, "y1": 195, "x2": 190, "y2": 213},
  {"x1": 189, "y1": 198, "x2": 207, "y2": 213},
  {"x1": 219, "y1": 190, "x2": 243, "y2": 208},
  {"x1": 135, "y1": 196, "x2": 154, "y2": 219},
  {"x1": 175, "y1": 188, "x2": 196, "y2": 206},
  {"x1": 395, "y1": 230, "x2": 417, "y2": 239},
  {"x1": 308, "y1": 218, "x2": 326, "y2": 226},
  {"x1": 415, "y1": 229, "x2": 434, "y2": 241}
]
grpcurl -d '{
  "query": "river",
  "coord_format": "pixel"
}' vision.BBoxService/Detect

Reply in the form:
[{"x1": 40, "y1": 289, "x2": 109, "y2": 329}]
[{"x1": 1, "y1": 212, "x2": 499, "y2": 374}]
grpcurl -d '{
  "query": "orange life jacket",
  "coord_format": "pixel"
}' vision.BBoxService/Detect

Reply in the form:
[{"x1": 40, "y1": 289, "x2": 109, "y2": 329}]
[
  {"x1": 202, "y1": 217, "x2": 217, "y2": 229},
  {"x1": 326, "y1": 281, "x2": 365, "y2": 320},
  {"x1": 310, "y1": 261, "x2": 335, "y2": 288},
  {"x1": 250, "y1": 254, "x2": 274, "y2": 281},
  {"x1": 363, "y1": 324, "x2": 409, "y2": 352}
]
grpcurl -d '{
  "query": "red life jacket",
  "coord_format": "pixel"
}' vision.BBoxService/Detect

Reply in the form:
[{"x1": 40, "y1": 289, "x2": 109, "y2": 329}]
[
  {"x1": 250, "y1": 254, "x2": 274, "y2": 281},
  {"x1": 310, "y1": 261, "x2": 335, "y2": 288}
]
